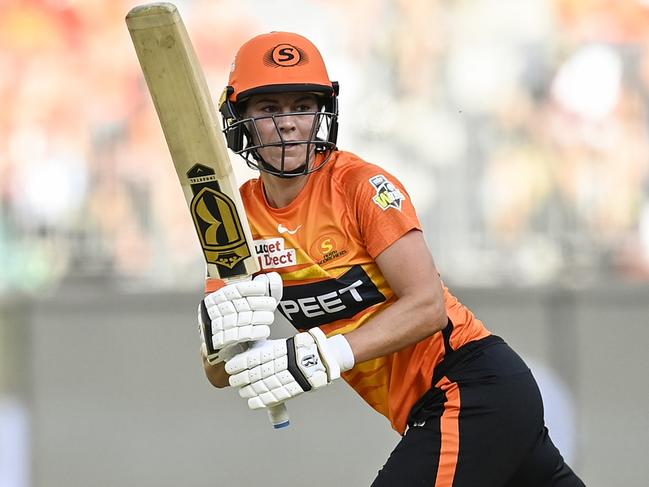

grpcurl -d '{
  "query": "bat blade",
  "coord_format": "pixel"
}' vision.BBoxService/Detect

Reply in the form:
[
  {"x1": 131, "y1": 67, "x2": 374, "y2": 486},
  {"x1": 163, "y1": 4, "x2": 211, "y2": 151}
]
[
  {"x1": 126, "y1": 2, "x2": 257, "y2": 283},
  {"x1": 126, "y1": 2, "x2": 289, "y2": 429}
]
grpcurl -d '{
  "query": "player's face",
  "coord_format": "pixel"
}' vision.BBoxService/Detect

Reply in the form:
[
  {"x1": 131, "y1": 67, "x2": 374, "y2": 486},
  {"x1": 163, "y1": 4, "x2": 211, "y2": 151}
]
[{"x1": 244, "y1": 92, "x2": 319, "y2": 173}]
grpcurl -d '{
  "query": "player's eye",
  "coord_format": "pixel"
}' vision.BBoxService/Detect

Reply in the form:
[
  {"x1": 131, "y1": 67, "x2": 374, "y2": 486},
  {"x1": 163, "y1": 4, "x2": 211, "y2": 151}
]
[
  {"x1": 296, "y1": 103, "x2": 316, "y2": 112},
  {"x1": 261, "y1": 104, "x2": 279, "y2": 114}
]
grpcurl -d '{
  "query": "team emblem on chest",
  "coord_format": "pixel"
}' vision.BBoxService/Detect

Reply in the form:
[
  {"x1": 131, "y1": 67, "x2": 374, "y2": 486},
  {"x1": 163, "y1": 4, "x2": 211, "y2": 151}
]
[{"x1": 310, "y1": 235, "x2": 348, "y2": 266}]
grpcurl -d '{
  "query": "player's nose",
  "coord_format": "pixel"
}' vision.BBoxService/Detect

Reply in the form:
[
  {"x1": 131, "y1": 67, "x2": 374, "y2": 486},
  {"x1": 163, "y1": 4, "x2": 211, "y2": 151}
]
[{"x1": 276, "y1": 112, "x2": 297, "y2": 132}]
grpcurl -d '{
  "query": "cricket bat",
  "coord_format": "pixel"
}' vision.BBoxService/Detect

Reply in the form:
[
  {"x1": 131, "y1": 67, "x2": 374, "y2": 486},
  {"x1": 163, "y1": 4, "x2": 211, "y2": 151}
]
[{"x1": 126, "y1": 2, "x2": 290, "y2": 429}]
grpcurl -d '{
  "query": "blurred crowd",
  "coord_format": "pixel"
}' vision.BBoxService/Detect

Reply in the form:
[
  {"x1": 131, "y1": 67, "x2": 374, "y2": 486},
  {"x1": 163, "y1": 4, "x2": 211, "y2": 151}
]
[{"x1": 1, "y1": 0, "x2": 649, "y2": 293}]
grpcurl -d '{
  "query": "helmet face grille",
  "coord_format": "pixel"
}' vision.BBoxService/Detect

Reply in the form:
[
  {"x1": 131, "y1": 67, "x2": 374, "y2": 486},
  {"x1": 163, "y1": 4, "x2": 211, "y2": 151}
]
[{"x1": 223, "y1": 109, "x2": 338, "y2": 178}]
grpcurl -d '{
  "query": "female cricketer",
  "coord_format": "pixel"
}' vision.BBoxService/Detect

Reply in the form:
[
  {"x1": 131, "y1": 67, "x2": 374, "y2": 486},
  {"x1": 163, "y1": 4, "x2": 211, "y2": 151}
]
[{"x1": 198, "y1": 31, "x2": 585, "y2": 487}]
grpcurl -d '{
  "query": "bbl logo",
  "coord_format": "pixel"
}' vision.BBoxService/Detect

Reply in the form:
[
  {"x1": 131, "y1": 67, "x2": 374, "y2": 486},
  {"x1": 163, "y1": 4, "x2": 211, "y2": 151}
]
[
  {"x1": 369, "y1": 175, "x2": 405, "y2": 211},
  {"x1": 187, "y1": 164, "x2": 251, "y2": 269}
]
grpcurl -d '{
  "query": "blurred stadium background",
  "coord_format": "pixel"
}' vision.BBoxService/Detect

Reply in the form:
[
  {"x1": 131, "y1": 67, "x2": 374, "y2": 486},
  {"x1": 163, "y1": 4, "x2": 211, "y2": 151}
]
[{"x1": 1, "y1": 0, "x2": 648, "y2": 486}]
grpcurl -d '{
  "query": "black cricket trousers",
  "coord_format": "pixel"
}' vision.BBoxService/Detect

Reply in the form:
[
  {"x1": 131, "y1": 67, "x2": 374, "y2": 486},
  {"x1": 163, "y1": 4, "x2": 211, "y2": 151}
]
[{"x1": 371, "y1": 335, "x2": 585, "y2": 487}]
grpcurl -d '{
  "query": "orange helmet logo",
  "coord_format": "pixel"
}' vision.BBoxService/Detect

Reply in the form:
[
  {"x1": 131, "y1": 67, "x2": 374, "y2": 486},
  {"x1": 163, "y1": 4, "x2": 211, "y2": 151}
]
[{"x1": 271, "y1": 44, "x2": 302, "y2": 66}]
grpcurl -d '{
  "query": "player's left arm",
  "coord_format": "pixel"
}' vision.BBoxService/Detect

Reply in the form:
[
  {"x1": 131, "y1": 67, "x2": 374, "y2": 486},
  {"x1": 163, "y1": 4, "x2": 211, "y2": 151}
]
[
  {"x1": 344, "y1": 228, "x2": 447, "y2": 363},
  {"x1": 224, "y1": 229, "x2": 447, "y2": 410},
  {"x1": 224, "y1": 170, "x2": 447, "y2": 409}
]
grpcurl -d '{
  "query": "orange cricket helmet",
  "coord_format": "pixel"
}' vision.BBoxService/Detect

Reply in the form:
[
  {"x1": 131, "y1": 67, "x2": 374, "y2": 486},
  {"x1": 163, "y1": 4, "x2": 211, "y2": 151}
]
[
  {"x1": 226, "y1": 31, "x2": 336, "y2": 102},
  {"x1": 219, "y1": 32, "x2": 339, "y2": 178}
]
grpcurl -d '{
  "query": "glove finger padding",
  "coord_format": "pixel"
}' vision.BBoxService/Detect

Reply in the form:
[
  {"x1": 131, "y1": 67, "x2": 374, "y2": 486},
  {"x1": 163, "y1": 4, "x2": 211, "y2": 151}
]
[
  {"x1": 199, "y1": 272, "x2": 283, "y2": 364},
  {"x1": 225, "y1": 328, "x2": 354, "y2": 409},
  {"x1": 252, "y1": 272, "x2": 283, "y2": 301},
  {"x1": 227, "y1": 340, "x2": 302, "y2": 408}
]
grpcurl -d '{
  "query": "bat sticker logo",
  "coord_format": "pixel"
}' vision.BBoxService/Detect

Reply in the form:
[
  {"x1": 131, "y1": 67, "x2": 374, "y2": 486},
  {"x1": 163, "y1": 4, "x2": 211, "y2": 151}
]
[
  {"x1": 187, "y1": 164, "x2": 251, "y2": 269},
  {"x1": 369, "y1": 175, "x2": 405, "y2": 211}
]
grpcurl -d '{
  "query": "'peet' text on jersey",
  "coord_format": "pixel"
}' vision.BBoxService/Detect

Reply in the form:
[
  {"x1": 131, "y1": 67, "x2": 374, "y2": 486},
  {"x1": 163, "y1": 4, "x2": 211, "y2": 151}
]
[{"x1": 278, "y1": 265, "x2": 386, "y2": 329}]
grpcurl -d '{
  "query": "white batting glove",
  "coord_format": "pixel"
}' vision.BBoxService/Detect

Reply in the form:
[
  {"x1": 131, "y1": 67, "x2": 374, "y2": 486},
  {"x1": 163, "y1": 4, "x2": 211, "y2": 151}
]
[
  {"x1": 199, "y1": 272, "x2": 283, "y2": 364},
  {"x1": 225, "y1": 328, "x2": 355, "y2": 409}
]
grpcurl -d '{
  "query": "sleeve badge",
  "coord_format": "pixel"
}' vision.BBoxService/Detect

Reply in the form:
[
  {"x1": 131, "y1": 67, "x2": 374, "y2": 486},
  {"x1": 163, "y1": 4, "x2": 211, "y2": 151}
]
[{"x1": 369, "y1": 175, "x2": 406, "y2": 211}]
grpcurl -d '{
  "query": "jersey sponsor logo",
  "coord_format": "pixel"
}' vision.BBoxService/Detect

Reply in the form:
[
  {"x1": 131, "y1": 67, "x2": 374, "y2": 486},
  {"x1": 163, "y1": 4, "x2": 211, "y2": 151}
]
[
  {"x1": 369, "y1": 174, "x2": 405, "y2": 211},
  {"x1": 310, "y1": 235, "x2": 348, "y2": 265},
  {"x1": 278, "y1": 265, "x2": 386, "y2": 329},
  {"x1": 277, "y1": 223, "x2": 302, "y2": 235},
  {"x1": 253, "y1": 237, "x2": 297, "y2": 269}
]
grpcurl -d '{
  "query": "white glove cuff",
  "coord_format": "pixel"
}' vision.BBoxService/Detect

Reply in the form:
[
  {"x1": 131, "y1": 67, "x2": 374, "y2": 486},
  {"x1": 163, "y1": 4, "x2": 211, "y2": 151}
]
[
  {"x1": 326, "y1": 334, "x2": 355, "y2": 373},
  {"x1": 204, "y1": 342, "x2": 248, "y2": 365}
]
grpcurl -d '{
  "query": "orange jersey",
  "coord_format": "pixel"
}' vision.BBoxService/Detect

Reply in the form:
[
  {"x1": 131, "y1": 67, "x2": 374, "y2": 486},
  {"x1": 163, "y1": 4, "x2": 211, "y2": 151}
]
[{"x1": 240, "y1": 150, "x2": 490, "y2": 434}]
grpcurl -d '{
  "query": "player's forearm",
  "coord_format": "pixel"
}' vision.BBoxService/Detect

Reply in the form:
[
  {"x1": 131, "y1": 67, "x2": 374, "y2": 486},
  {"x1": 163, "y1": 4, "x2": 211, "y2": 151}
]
[
  {"x1": 201, "y1": 351, "x2": 230, "y2": 388},
  {"x1": 344, "y1": 291, "x2": 447, "y2": 364}
]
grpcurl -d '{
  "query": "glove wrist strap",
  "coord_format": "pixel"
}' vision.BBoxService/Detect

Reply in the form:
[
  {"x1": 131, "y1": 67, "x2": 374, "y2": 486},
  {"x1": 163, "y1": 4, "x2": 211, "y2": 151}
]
[{"x1": 326, "y1": 334, "x2": 355, "y2": 372}]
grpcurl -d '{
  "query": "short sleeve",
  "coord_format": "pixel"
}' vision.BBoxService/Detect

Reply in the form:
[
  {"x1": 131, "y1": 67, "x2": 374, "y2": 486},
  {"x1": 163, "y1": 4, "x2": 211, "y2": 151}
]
[{"x1": 343, "y1": 163, "x2": 422, "y2": 258}]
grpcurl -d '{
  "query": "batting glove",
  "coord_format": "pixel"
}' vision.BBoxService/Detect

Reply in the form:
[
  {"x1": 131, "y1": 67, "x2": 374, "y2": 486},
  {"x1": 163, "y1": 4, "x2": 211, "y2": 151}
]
[
  {"x1": 199, "y1": 272, "x2": 283, "y2": 365},
  {"x1": 225, "y1": 328, "x2": 355, "y2": 409}
]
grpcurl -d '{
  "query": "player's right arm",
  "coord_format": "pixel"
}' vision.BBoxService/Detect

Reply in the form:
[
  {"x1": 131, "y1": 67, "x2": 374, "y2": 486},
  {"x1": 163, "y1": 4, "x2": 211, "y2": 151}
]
[{"x1": 201, "y1": 349, "x2": 230, "y2": 388}]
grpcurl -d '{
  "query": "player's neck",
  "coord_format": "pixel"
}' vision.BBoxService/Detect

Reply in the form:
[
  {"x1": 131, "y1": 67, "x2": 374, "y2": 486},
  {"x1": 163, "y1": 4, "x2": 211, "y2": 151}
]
[{"x1": 261, "y1": 173, "x2": 309, "y2": 209}]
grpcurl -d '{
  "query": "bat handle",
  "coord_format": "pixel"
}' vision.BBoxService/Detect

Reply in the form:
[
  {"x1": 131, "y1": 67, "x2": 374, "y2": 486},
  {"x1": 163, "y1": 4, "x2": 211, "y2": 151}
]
[{"x1": 268, "y1": 403, "x2": 290, "y2": 429}]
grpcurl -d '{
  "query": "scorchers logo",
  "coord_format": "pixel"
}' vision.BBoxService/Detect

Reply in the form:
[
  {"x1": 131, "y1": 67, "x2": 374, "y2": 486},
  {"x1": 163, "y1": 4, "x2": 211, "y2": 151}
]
[
  {"x1": 278, "y1": 265, "x2": 386, "y2": 329},
  {"x1": 253, "y1": 238, "x2": 297, "y2": 269},
  {"x1": 311, "y1": 235, "x2": 348, "y2": 265}
]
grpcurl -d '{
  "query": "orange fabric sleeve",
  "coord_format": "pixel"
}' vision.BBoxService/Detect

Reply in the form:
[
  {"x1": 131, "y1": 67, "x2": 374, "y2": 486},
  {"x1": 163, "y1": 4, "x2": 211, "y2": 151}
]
[{"x1": 341, "y1": 163, "x2": 422, "y2": 258}]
